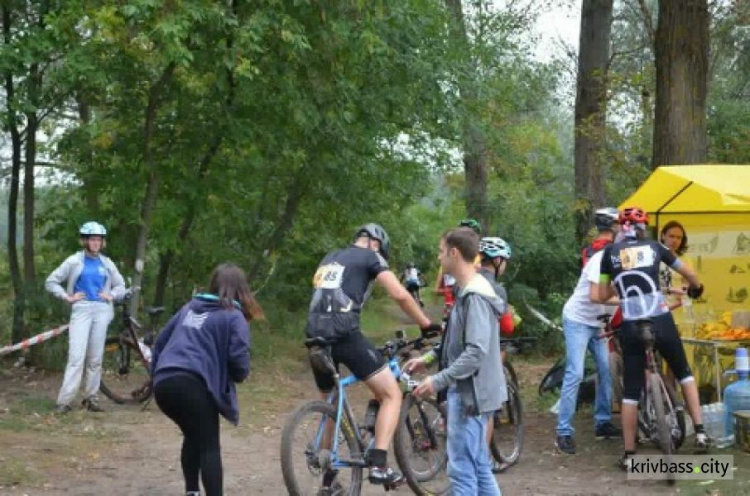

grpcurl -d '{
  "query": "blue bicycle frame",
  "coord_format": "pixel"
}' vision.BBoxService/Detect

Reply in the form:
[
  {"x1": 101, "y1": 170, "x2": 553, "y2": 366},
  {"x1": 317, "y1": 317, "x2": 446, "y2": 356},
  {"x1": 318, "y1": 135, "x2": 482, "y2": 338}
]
[{"x1": 317, "y1": 358, "x2": 404, "y2": 469}]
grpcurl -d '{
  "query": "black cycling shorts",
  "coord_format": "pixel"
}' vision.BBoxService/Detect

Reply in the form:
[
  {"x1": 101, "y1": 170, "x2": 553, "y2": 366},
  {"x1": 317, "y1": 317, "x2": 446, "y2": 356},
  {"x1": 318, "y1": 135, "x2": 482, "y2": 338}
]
[
  {"x1": 620, "y1": 313, "x2": 693, "y2": 402},
  {"x1": 310, "y1": 330, "x2": 387, "y2": 392}
]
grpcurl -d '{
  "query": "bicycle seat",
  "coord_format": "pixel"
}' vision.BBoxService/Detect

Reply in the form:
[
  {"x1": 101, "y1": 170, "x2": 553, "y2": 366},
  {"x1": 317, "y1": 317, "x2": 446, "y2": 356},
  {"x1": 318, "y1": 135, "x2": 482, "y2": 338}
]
[
  {"x1": 146, "y1": 306, "x2": 165, "y2": 316},
  {"x1": 596, "y1": 314, "x2": 610, "y2": 323},
  {"x1": 305, "y1": 337, "x2": 331, "y2": 349}
]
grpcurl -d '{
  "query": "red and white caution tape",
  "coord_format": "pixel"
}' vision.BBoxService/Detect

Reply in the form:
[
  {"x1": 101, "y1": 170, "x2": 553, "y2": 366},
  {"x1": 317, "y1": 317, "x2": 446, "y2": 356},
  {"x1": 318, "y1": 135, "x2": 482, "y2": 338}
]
[{"x1": 0, "y1": 324, "x2": 69, "y2": 356}]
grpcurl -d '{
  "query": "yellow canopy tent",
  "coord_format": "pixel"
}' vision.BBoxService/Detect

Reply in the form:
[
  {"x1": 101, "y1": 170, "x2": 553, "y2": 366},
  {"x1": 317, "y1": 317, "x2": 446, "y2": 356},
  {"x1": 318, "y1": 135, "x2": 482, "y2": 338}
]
[{"x1": 620, "y1": 165, "x2": 750, "y2": 400}]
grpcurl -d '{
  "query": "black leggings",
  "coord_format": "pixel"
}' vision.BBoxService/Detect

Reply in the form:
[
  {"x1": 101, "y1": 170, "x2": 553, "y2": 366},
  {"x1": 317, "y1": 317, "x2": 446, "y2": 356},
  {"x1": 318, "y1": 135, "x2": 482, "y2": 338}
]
[
  {"x1": 620, "y1": 313, "x2": 693, "y2": 403},
  {"x1": 154, "y1": 372, "x2": 223, "y2": 495}
]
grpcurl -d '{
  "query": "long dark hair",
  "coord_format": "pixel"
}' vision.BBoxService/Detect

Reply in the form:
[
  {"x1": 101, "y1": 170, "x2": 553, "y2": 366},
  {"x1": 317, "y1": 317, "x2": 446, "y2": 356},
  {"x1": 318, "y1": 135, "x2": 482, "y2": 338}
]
[
  {"x1": 208, "y1": 263, "x2": 264, "y2": 321},
  {"x1": 660, "y1": 220, "x2": 688, "y2": 256}
]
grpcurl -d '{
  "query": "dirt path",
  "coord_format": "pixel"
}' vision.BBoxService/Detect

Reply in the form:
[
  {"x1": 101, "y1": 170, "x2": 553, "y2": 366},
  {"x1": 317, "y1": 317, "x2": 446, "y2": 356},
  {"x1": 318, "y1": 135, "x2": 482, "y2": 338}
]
[
  {"x1": 2, "y1": 295, "x2": 750, "y2": 496},
  {"x1": 3, "y1": 359, "x2": 750, "y2": 496}
]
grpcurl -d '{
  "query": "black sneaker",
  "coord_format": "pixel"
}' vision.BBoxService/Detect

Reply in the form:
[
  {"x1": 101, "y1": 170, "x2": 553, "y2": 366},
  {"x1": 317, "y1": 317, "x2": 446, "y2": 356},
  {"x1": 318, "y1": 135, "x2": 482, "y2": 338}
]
[
  {"x1": 555, "y1": 435, "x2": 576, "y2": 454},
  {"x1": 55, "y1": 404, "x2": 72, "y2": 415},
  {"x1": 595, "y1": 422, "x2": 622, "y2": 440},
  {"x1": 368, "y1": 466, "x2": 404, "y2": 486},
  {"x1": 82, "y1": 397, "x2": 104, "y2": 412}
]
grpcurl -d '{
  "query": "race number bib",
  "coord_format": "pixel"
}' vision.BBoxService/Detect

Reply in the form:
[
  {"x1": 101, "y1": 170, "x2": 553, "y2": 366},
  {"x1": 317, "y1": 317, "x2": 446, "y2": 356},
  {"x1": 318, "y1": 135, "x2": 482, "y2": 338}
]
[
  {"x1": 619, "y1": 246, "x2": 655, "y2": 270},
  {"x1": 313, "y1": 263, "x2": 345, "y2": 289}
]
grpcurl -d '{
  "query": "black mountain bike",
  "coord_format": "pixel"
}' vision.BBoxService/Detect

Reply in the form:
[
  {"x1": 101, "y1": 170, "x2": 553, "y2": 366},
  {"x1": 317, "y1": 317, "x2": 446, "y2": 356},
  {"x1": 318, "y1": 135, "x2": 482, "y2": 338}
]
[
  {"x1": 100, "y1": 293, "x2": 165, "y2": 404},
  {"x1": 489, "y1": 336, "x2": 536, "y2": 472},
  {"x1": 600, "y1": 320, "x2": 686, "y2": 485}
]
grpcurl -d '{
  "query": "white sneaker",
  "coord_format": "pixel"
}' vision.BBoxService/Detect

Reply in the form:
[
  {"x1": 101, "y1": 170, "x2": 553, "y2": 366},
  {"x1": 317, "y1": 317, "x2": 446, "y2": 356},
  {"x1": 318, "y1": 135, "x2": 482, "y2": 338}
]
[{"x1": 695, "y1": 432, "x2": 710, "y2": 453}]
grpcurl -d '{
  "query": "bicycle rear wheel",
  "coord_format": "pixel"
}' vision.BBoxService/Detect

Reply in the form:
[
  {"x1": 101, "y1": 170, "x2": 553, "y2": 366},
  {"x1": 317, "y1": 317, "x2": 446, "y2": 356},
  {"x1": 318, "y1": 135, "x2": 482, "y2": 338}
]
[
  {"x1": 609, "y1": 351, "x2": 624, "y2": 407},
  {"x1": 100, "y1": 336, "x2": 152, "y2": 404},
  {"x1": 648, "y1": 373, "x2": 675, "y2": 484},
  {"x1": 393, "y1": 394, "x2": 449, "y2": 496},
  {"x1": 281, "y1": 400, "x2": 363, "y2": 496},
  {"x1": 491, "y1": 378, "x2": 523, "y2": 469}
]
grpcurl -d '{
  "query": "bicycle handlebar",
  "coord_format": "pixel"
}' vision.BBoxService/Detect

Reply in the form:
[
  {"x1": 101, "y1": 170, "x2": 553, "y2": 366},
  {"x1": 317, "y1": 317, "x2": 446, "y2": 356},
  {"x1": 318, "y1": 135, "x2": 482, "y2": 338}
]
[{"x1": 379, "y1": 330, "x2": 438, "y2": 359}]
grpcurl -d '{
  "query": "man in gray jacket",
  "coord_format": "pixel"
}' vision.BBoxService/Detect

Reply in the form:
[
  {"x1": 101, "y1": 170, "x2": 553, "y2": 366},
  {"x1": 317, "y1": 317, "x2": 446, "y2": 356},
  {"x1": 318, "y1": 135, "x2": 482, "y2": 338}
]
[{"x1": 405, "y1": 227, "x2": 504, "y2": 495}]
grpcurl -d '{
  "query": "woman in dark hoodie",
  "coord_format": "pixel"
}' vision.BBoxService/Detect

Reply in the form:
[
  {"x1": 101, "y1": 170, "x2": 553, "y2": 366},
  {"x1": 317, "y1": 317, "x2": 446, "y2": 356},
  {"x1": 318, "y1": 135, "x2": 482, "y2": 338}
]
[{"x1": 151, "y1": 263, "x2": 263, "y2": 496}]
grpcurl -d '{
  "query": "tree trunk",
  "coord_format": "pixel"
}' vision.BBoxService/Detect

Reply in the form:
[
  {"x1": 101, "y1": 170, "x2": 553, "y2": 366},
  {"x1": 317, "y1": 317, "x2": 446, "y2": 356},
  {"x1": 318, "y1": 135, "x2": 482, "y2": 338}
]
[
  {"x1": 3, "y1": 5, "x2": 25, "y2": 343},
  {"x1": 77, "y1": 95, "x2": 100, "y2": 213},
  {"x1": 23, "y1": 101, "x2": 38, "y2": 284},
  {"x1": 152, "y1": 140, "x2": 219, "y2": 307},
  {"x1": 128, "y1": 63, "x2": 176, "y2": 316},
  {"x1": 444, "y1": 0, "x2": 489, "y2": 229},
  {"x1": 573, "y1": 0, "x2": 613, "y2": 243},
  {"x1": 248, "y1": 179, "x2": 303, "y2": 282},
  {"x1": 652, "y1": 0, "x2": 709, "y2": 167}
]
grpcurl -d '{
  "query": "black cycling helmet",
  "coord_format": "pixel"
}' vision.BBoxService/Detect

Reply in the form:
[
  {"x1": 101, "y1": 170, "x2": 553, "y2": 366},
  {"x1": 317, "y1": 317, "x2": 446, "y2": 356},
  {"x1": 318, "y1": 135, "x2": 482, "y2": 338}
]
[
  {"x1": 594, "y1": 207, "x2": 619, "y2": 231},
  {"x1": 354, "y1": 223, "x2": 391, "y2": 260},
  {"x1": 459, "y1": 218, "x2": 482, "y2": 235},
  {"x1": 406, "y1": 262, "x2": 415, "y2": 268}
]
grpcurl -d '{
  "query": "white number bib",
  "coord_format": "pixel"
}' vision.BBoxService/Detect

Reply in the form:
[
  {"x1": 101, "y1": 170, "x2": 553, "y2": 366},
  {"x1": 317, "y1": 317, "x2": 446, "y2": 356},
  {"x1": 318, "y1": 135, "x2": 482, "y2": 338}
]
[{"x1": 313, "y1": 263, "x2": 345, "y2": 289}]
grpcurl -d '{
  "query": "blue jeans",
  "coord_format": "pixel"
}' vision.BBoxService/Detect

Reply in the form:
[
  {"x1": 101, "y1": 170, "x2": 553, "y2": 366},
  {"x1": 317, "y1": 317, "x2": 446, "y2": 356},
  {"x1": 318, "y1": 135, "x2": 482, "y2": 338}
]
[
  {"x1": 556, "y1": 316, "x2": 612, "y2": 437},
  {"x1": 446, "y1": 389, "x2": 501, "y2": 496}
]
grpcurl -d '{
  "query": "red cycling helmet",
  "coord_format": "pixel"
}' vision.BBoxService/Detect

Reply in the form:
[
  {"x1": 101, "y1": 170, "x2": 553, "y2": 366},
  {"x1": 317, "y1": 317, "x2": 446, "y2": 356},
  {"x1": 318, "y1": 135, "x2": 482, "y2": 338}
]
[{"x1": 619, "y1": 206, "x2": 649, "y2": 226}]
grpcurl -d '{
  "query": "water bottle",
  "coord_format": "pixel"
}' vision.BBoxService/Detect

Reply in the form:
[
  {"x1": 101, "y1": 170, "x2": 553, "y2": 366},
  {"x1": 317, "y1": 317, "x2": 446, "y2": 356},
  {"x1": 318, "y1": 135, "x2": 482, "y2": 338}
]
[
  {"x1": 701, "y1": 403, "x2": 724, "y2": 441},
  {"x1": 364, "y1": 399, "x2": 380, "y2": 433},
  {"x1": 722, "y1": 348, "x2": 750, "y2": 447}
]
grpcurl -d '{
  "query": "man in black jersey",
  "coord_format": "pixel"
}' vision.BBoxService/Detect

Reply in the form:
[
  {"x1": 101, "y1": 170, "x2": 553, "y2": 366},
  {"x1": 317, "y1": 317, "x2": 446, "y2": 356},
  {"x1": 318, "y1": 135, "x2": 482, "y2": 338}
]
[
  {"x1": 306, "y1": 223, "x2": 437, "y2": 486},
  {"x1": 597, "y1": 207, "x2": 708, "y2": 469}
]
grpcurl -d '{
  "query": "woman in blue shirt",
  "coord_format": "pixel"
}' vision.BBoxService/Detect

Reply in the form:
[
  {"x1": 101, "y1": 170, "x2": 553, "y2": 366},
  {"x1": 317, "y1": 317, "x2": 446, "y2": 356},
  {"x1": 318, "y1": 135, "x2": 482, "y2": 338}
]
[{"x1": 45, "y1": 222, "x2": 126, "y2": 414}]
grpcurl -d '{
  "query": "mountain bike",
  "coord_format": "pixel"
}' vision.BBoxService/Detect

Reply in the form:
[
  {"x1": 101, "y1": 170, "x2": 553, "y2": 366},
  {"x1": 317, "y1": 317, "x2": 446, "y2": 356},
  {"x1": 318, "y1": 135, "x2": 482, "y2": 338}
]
[
  {"x1": 280, "y1": 329, "x2": 441, "y2": 496},
  {"x1": 599, "y1": 320, "x2": 686, "y2": 484},
  {"x1": 489, "y1": 336, "x2": 537, "y2": 472},
  {"x1": 538, "y1": 314, "x2": 624, "y2": 409},
  {"x1": 100, "y1": 292, "x2": 165, "y2": 404},
  {"x1": 405, "y1": 280, "x2": 426, "y2": 308}
]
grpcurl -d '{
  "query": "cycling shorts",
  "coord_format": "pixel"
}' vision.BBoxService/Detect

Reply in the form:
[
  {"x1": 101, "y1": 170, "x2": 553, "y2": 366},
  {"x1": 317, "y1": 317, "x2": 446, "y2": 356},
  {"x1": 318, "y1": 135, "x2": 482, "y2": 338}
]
[
  {"x1": 310, "y1": 330, "x2": 387, "y2": 392},
  {"x1": 620, "y1": 313, "x2": 692, "y2": 403},
  {"x1": 405, "y1": 280, "x2": 420, "y2": 291}
]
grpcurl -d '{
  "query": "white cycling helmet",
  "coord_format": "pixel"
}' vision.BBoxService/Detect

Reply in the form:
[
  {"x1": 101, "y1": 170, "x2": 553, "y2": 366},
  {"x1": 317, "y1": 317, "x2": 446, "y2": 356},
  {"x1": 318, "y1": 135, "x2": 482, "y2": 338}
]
[
  {"x1": 79, "y1": 221, "x2": 107, "y2": 237},
  {"x1": 594, "y1": 207, "x2": 619, "y2": 231},
  {"x1": 479, "y1": 237, "x2": 511, "y2": 260}
]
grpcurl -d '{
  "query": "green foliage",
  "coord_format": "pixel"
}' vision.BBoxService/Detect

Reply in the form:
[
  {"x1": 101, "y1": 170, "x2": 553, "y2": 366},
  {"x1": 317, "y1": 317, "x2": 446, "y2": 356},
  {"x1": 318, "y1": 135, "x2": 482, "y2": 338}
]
[{"x1": 8, "y1": 0, "x2": 746, "y2": 365}]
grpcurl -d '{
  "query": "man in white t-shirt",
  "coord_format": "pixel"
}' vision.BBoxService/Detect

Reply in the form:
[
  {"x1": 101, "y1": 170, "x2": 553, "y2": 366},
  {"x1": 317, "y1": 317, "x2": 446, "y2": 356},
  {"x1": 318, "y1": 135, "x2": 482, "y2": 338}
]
[{"x1": 555, "y1": 211, "x2": 622, "y2": 454}]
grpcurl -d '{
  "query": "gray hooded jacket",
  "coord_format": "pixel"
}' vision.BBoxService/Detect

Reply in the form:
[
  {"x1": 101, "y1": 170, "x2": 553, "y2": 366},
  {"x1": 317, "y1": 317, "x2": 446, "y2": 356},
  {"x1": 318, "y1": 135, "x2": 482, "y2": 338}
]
[
  {"x1": 431, "y1": 273, "x2": 507, "y2": 415},
  {"x1": 45, "y1": 251, "x2": 127, "y2": 303}
]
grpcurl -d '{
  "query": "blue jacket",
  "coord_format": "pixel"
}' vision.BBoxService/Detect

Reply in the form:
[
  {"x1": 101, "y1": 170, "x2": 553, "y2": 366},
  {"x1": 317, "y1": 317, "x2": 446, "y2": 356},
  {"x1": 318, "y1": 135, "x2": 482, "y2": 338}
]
[{"x1": 151, "y1": 295, "x2": 250, "y2": 424}]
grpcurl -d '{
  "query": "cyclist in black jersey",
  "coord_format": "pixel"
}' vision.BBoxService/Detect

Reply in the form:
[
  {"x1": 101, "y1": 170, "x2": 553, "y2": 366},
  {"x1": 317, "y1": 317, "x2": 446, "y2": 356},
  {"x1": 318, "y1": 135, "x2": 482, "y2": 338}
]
[
  {"x1": 597, "y1": 207, "x2": 708, "y2": 468},
  {"x1": 305, "y1": 223, "x2": 438, "y2": 486}
]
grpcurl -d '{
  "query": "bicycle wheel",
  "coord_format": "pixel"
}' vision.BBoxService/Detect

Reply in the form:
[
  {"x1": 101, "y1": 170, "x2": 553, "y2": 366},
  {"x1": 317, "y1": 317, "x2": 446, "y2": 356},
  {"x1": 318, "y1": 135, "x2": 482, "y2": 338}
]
[
  {"x1": 609, "y1": 351, "x2": 624, "y2": 407},
  {"x1": 100, "y1": 336, "x2": 152, "y2": 404},
  {"x1": 393, "y1": 394, "x2": 449, "y2": 496},
  {"x1": 281, "y1": 400, "x2": 363, "y2": 496},
  {"x1": 663, "y1": 376, "x2": 686, "y2": 450},
  {"x1": 491, "y1": 378, "x2": 523, "y2": 469},
  {"x1": 538, "y1": 358, "x2": 565, "y2": 396},
  {"x1": 647, "y1": 373, "x2": 676, "y2": 484}
]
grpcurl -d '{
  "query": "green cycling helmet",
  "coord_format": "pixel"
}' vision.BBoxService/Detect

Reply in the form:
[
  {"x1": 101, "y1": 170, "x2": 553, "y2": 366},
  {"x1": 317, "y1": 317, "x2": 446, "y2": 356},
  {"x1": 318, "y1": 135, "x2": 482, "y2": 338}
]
[{"x1": 459, "y1": 218, "x2": 482, "y2": 235}]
